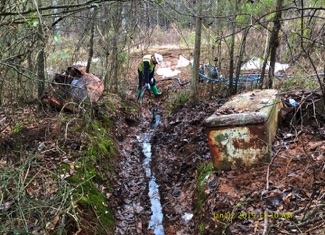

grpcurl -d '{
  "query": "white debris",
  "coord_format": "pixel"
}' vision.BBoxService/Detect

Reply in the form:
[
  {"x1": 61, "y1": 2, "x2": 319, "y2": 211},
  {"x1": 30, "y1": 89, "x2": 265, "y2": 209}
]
[
  {"x1": 182, "y1": 212, "x2": 193, "y2": 222},
  {"x1": 74, "y1": 57, "x2": 101, "y2": 66},
  {"x1": 156, "y1": 67, "x2": 181, "y2": 77},
  {"x1": 241, "y1": 56, "x2": 290, "y2": 73},
  {"x1": 38, "y1": 142, "x2": 45, "y2": 151},
  {"x1": 260, "y1": 98, "x2": 270, "y2": 104},
  {"x1": 177, "y1": 55, "x2": 191, "y2": 67}
]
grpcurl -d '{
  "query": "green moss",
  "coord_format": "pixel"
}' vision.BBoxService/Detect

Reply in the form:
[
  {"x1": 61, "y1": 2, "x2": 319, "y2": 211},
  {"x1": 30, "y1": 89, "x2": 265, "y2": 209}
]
[
  {"x1": 100, "y1": 115, "x2": 114, "y2": 129},
  {"x1": 196, "y1": 162, "x2": 216, "y2": 210},
  {"x1": 69, "y1": 162, "x2": 99, "y2": 184},
  {"x1": 60, "y1": 163, "x2": 70, "y2": 172},
  {"x1": 128, "y1": 103, "x2": 137, "y2": 113},
  {"x1": 198, "y1": 222, "x2": 205, "y2": 233},
  {"x1": 60, "y1": 115, "x2": 117, "y2": 234},
  {"x1": 74, "y1": 178, "x2": 114, "y2": 233},
  {"x1": 67, "y1": 161, "x2": 114, "y2": 233},
  {"x1": 87, "y1": 120, "x2": 116, "y2": 158},
  {"x1": 79, "y1": 181, "x2": 115, "y2": 230}
]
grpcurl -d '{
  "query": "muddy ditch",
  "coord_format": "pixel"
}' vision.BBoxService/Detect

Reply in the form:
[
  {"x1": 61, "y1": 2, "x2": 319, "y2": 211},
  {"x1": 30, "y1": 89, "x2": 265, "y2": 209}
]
[
  {"x1": 110, "y1": 96, "x2": 226, "y2": 234},
  {"x1": 111, "y1": 105, "x2": 165, "y2": 235},
  {"x1": 110, "y1": 88, "x2": 324, "y2": 235}
]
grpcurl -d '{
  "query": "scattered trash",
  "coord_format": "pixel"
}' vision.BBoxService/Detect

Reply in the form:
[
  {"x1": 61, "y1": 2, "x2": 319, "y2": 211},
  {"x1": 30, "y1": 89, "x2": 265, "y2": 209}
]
[
  {"x1": 289, "y1": 98, "x2": 298, "y2": 107},
  {"x1": 182, "y1": 212, "x2": 193, "y2": 223},
  {"x1": 38, "y1": 142, "x2": 45, "y2": 151},
  {"x1": 260, "y1": 98, "x2": 270, "y2": 104},
  {"x1": 156, "y1": 67, "x2": 181, "y2": 77},
  {"x1": 208, "y1": 178, "x2": 219, "y2": 190},
  {"x1": 177, "y1": 55, "x2": 191, "y2": 67},
  {"x1": 241, "y1": 56, "x2": 290, "y2": 73}
]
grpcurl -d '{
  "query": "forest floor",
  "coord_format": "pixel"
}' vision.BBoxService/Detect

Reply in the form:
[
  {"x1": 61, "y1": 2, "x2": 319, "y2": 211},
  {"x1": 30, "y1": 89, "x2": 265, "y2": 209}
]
[
  {"x1": 112, "y1": 48, "x2": 325, "y2": 235},
  {"x1": 0, "y1": 48, "x2": 324, "y2": 235}
]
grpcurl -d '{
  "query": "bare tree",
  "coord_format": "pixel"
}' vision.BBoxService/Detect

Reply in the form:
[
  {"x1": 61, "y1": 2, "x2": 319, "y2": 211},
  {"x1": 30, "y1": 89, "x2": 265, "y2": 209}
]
[
  {"x1": 191, "y1": 0, "x2": 203, "y2": 103},
  {"x1": 86, "y1": 8, "x2": 97, "y2": 73},
  {"x1": 267, "y1": 0, "x2": 284, "y2": 88}
]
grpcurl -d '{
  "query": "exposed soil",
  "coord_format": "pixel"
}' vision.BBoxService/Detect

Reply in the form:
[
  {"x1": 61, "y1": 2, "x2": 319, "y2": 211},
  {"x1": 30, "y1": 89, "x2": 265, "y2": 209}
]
[
  {"x1": 1, "y1": 48, "x2": 324, "y2": 235},
  {"x1": 151, "y1": 98, "x2": 325, "y2": 234},
  {"x1": 112, "y1": 48, "x2": 325, "y2": 234}
]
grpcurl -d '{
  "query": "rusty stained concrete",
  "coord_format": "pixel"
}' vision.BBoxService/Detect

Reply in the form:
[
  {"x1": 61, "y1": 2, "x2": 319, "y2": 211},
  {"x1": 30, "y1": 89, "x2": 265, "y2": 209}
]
[
  {"x1": 207, "y1": 125, "x2": 271, "y2": 170},
  {"x1": 204, "y1": 89, "x2": 279, "y2": 170}
]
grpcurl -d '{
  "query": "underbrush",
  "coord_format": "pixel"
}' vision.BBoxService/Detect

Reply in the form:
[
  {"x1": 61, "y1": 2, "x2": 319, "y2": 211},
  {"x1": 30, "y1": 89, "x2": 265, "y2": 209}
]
[
  {"x1": 0, "y1": 95, "x2": 130, "y2": 234},
  {"x1": 274, "y1": 75, "x2": 320, "y2": 91}
]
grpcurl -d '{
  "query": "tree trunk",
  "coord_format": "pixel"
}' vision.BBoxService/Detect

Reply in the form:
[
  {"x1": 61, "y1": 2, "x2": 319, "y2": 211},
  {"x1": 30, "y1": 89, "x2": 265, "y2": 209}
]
[
  {"x1": 37, "y1": 48, "x2": 45, "y2": 99},
  {"x1": 259, "y1": 25, "x2": 270, "y2": 89},
  {"x1": 228, "y1": 21, "x2": 235, "y2": 95},
  {"x1": 112, "y1": 2, "x2": 122, "y2": 93},
  {"x1": 86, "y1": 8, "x2": 97, "y2": 73},
  {"x1": 36, "y1": 0, "x2": 45, "y2": 111},
  {"x1": 268, "y1": 0, "x2": 284, "y2": 88},
  {"x1": 235, "y1": 27, "x2": 250, "y2": 93},
  {"x1": 191, "y1": 0, "x2": 203, "y2": 103}
]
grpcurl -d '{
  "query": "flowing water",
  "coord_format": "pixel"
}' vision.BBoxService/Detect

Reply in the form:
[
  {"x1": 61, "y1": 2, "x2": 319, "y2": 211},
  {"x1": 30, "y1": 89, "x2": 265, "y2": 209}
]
[
  {"x1": 114, "y1": 106, "x2": 164, "y2": 234},
  {"x1": 141, "y1": 133, "x2": 164, "y2": 234},
  {"x1": 140, "y1": 111, "x2": 165, "y2": 234}
]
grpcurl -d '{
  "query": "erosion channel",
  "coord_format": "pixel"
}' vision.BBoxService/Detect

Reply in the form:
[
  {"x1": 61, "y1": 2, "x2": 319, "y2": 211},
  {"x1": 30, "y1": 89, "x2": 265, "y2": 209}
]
[{"x1": 112, "y1": 106, "x2": 165, "y2": 235}]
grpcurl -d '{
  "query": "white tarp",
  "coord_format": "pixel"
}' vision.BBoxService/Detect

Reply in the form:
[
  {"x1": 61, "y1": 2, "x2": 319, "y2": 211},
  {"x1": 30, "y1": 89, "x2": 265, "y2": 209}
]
[
  {"x1": 241, "y1": 56, "x2": 289, "y2": 73},
  {"x1": 177, "y1": 55, "x2": 191, "y2": 67},
  {"x1": 156, "y1": 67, "x2": 181, "y2": 77},
  {"x1": 157, "y1": 55, "x2": 191, "y2": 77}
]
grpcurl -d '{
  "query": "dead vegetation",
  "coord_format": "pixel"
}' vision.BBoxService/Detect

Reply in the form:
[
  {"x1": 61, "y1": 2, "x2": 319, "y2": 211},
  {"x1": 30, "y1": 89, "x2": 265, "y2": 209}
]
[
  {"x1": 151, "y1": 85, "x2": 324, "y2": 235},
  {"x1": 0, "y1": 49, "x2": 324, "y2": 235}
]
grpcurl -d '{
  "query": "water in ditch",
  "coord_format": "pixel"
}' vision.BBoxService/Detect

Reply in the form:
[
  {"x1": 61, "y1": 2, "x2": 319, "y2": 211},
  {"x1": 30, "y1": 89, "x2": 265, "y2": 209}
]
[
  {"x1": 113, "y1": 106, "x2": 164, "y2": 234},
  {"x1": 139, "y1": 109, "x2": 165, "y2": 235}
]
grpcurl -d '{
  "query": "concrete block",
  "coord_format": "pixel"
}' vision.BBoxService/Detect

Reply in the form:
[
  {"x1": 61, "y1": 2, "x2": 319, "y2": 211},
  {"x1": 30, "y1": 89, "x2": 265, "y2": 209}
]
[{"x1": 204, "y1": 89, "x2": 279, "y2": 170}]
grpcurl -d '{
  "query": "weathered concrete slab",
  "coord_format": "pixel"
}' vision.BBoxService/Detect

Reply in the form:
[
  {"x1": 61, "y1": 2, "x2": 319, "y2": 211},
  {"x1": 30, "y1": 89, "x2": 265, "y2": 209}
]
[{"x1": 204, "y1": 89, "x2": 279, "y2": 170}]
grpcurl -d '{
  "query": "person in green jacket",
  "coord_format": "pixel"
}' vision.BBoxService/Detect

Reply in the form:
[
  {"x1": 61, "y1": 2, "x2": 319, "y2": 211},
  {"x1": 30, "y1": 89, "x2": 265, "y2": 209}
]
[{"x1": 137, "y1": 53, "x2": 163, "y2": 103}]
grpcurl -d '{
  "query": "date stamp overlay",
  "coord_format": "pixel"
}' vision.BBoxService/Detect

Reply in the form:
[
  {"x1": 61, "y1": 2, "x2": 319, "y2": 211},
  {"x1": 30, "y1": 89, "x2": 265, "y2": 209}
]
[{"x1": 212, "y1": 211, "x2": 293, "y2": 221}]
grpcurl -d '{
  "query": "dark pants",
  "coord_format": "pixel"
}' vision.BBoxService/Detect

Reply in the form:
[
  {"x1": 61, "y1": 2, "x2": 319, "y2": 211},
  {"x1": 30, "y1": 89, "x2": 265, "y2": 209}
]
[
  {"x1": 138, "y1": 69, "x2": 156, "y2": 90},
  {"x1": 138, "y1": 69, "x2": 145, "y2": 90}
]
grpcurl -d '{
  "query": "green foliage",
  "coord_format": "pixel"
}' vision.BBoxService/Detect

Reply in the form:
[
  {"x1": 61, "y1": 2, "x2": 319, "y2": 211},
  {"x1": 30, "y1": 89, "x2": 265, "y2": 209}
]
[
  {"x1": 198, "y1": 222, "x2": 205, "y2": 233},
  {"x1": 265, "y1": 12, "x2": 276, "y2": 21},
  {"x1": 59, "y1": 53, "x2": 68, "y2": 59},
  {"x1": 196, "y1": 162, "x2": 216, "y2": 210},
  {"x1": 195, "y1": 162, "x2": 217, "y2": 233},
  {"x1": 276, "y1": 76, "x2": 320, "y2": 91},
  {"x1": 61, "y1": 118, "x2": 117, "y2": 233},
  {"x1": 13, "y1": 123, "x2": 22, "y2": 133},
  {"x1": 180, "y1": 31, "x2": 196, "y2": 47},
  {"x1": 54, "y1": 34, "x2": 60, "y2": 42},
  {"x1": 197, "y1": 162, "x2": 215, "y2": 187},
  {"x1": 165, "y1": 90, "x2": 190, "y2": 113},
  {"x1": 68, "y1": 164, "x2": 114, "y2": 233},
  {"x1": 236, "y1": 0, "x2": 276, "y2": 24},
  {"x1": 175, "y1": 90, "x2": 189, "y2": 105},
  {"x1": 23, "y1": 13, "x2": 39, "y2": 26}
]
